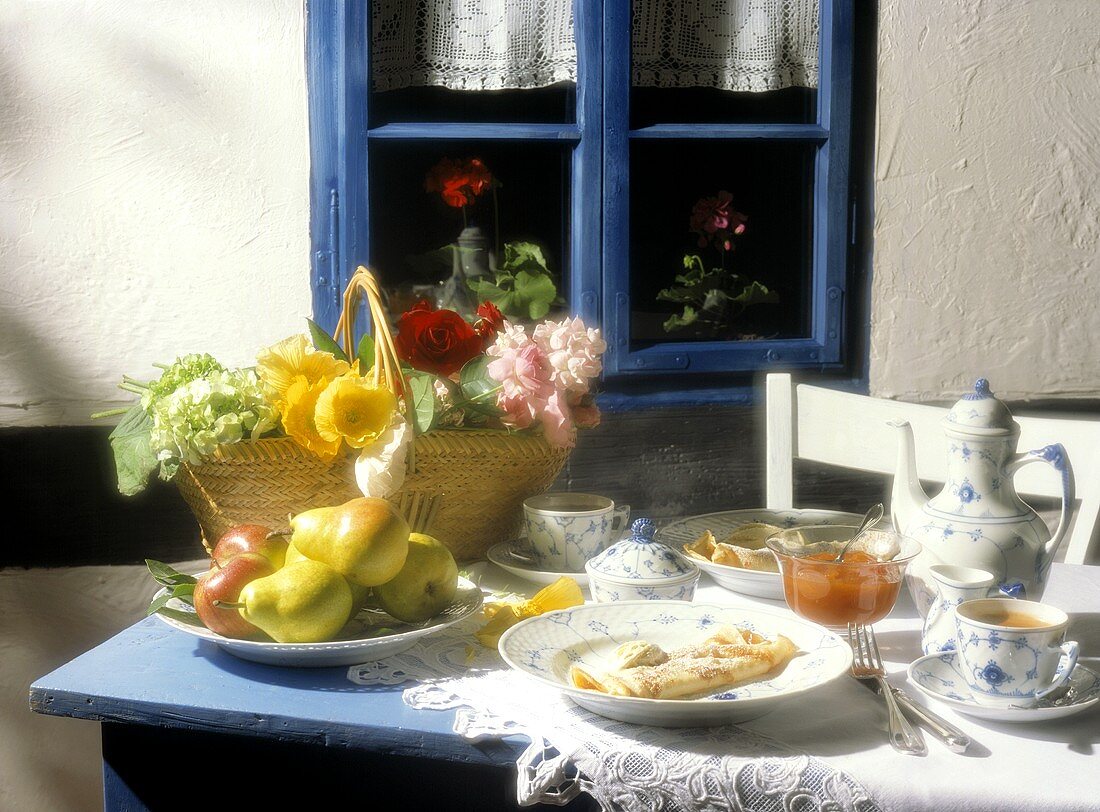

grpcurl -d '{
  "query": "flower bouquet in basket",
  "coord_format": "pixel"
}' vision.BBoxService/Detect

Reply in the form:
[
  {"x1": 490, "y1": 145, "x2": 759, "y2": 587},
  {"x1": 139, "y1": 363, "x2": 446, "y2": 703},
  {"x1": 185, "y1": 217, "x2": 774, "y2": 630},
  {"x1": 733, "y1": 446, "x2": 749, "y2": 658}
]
[{"x1": 100, "y1": 267, "x2": 605, "y2": 563}]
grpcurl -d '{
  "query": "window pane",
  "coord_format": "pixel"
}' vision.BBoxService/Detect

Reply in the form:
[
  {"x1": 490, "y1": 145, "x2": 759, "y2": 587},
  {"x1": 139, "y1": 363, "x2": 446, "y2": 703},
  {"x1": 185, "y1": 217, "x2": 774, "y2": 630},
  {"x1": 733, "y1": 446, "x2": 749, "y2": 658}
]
[
  {"x1": 370, "y1": 0, "x2": 577, "y2": 124},
  {"x1": 369, "y1": 141, "x2": 571, "y2": 322},
  {"x1": 628, "y1": 140, "x2": 815, "y2": 345},
  {"x1": 631, "y1": 0, "x2": 819, "y2": 125},
  {"x1": 370, "y1": 84, "x2": 576, "y2": 126}
]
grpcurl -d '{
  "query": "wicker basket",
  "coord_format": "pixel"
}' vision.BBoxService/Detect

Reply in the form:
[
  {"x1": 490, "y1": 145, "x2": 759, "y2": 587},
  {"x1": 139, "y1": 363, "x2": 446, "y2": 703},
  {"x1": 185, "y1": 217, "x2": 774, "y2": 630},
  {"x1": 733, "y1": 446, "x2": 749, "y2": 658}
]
[{"x1": 174, "y1": 267, "x2": 570, "y2": 562}]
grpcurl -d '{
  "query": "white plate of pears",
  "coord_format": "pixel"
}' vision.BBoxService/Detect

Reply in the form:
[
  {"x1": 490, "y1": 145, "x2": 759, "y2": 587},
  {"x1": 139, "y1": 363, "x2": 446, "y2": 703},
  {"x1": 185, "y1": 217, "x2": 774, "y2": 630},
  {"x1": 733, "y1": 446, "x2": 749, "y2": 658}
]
[{"x1": 151, "y1": 498, "x2": 483, "y2": 667}]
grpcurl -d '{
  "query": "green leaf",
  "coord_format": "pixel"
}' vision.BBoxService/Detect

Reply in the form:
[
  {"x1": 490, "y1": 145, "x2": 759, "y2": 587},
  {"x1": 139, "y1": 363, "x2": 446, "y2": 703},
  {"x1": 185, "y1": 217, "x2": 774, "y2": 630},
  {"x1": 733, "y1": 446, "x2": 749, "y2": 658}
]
[
  {"x1": 146, "y1": 559, "x2": 199, "y2": 588},
  {"x1": 457, "y1": 356, "x2": 503, "y2": 416},
  {"x1": 512, "y1": 270, "x2": 557, "y2": 320},
  {"x1": 306, "y1": 318, "x2": 349, "y2": 362},
  {"x1": 730, "y1": 280, "x2": 780, "y2": 307},
  {"x1": 501, "y1": 241, "x2": 550, "y2": 276},
  {"x1": 108, "y1": 404, "x2": 158, "y2": 496},
  {"x1": 147, "y1": 583, "x2": 196, "y2": 616},
  {"x1": 153, "y1": 605, "x2": 207, "y2": 628},
  {"x1": 701, "y1": 288, "x2": 731, "y2": 315},
  {"x1": 469, "y1": 278, "x2": 525, "y2": 321},
  {"x1": 407, "y1": 373, "x2": 438, "y2": 434},
  {"x1": 403, "y1": 245, "x2": 456, "y2": 282},
  {"x1": 656, "y1": 286, "x2": 696, "y2": 304},
  {"x1": 663, "y1": 306, "x2": 699, "y2": 332},
  {"x1": 356, "y1": 334, "x2": 375, "y2": 372}
]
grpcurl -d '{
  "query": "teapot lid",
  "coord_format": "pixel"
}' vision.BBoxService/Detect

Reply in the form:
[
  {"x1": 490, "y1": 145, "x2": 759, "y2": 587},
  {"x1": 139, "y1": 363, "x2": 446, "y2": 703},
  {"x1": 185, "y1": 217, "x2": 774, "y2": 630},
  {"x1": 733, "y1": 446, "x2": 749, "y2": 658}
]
[
  {"x1": 586, "y1": 518, "x2": 697, "y2": 581},
  {"x1": 943, "y1": 379, "x2": 1017, "y2": 436}
]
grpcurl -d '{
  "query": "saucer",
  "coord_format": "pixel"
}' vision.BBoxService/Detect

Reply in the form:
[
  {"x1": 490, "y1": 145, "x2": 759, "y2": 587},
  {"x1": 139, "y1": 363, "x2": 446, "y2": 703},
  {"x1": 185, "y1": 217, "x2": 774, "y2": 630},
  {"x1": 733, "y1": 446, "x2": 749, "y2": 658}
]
[
  {"x1": 907, "y1": 651, "x2": 1100, "y2": 723},
  {"x1": 487, "y1": 539, "x2": 590, "y2": 587}
]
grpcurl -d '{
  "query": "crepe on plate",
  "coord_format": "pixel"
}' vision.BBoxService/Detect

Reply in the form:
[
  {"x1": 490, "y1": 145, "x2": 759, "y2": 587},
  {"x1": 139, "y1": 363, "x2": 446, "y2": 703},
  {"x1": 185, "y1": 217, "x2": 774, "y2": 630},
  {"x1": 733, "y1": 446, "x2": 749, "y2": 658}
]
[
  {"x1": 682, "y1": 523, "x2": 784, "y2": 572},
  {"x1": 569, "y1": 625, "x2": 798, "y2": 700}
]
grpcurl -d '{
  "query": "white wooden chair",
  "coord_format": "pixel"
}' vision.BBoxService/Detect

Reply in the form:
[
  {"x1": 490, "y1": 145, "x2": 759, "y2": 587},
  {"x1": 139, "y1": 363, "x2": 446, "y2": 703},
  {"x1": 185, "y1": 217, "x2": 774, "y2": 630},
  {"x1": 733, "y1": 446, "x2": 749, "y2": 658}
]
[{"x1": 764, "y1": 373, "x2": 1100, "y2": 565}]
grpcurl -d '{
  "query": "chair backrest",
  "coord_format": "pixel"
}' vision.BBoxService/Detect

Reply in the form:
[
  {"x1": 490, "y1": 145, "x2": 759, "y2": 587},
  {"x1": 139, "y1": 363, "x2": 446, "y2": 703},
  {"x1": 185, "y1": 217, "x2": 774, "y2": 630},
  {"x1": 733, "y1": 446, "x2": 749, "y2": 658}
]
[{"x1": 765, "y1": 373, "x2": 1100, "y2": 565}]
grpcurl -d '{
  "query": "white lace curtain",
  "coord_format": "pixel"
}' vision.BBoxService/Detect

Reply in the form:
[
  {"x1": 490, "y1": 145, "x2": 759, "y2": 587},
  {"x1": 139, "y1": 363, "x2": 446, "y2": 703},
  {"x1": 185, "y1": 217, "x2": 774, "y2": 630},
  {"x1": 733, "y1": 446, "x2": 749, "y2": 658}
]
[{"x1": 371, "y1": 0, "x2": 820, "y2": 93}]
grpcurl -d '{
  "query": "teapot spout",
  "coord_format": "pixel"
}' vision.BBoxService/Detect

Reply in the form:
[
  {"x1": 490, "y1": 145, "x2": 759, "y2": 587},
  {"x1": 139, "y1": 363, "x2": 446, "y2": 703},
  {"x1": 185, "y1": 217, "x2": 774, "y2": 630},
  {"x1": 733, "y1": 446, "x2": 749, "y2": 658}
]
[{"x1": 889, "y1": 420, "x2": 928, "y2": 533}]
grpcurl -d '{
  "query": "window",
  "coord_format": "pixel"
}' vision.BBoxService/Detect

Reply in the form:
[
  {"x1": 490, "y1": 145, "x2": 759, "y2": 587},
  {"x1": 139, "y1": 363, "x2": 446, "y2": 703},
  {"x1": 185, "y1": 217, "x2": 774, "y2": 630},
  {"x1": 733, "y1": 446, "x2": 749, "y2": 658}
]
[{"x1": 307, "y1": 0, "x2": 860, "y2": 389}]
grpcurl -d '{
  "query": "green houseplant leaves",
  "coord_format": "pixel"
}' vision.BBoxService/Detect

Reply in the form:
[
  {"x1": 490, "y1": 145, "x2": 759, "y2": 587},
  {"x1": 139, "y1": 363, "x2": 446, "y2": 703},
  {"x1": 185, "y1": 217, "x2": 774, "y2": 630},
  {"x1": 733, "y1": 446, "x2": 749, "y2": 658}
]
[{"x1": 467, "y1": 241, "x2": 559, "y2": 321}]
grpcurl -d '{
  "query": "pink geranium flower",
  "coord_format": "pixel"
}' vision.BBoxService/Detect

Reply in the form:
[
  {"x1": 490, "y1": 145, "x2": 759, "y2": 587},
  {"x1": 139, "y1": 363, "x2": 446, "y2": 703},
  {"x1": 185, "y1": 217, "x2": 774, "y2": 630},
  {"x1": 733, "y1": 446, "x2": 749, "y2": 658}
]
[{"x1": 690, "y1": 190, "x2": 748, "y2": 249}]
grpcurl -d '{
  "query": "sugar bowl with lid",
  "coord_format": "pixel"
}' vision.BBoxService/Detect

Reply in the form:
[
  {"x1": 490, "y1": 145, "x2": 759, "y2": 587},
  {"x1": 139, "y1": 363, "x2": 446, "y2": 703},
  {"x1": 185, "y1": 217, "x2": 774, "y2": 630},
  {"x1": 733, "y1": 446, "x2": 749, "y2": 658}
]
[{"x1": 585, "y1": 518, "x2": 700, "y2": 602}]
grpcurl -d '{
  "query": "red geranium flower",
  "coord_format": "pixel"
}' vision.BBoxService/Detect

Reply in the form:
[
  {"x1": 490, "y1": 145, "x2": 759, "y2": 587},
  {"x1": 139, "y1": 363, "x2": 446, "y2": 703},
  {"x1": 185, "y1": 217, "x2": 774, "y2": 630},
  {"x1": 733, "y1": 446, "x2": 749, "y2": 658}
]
[
  {"x1": 395, "y1": 302, "x2": 484, "y2": 377},
  {"x1": 425, "y1": 158, "x2": 494, "y2": 209},
  {"x1": 474, "y1": 301, "x2": 505, "y2": 343}
]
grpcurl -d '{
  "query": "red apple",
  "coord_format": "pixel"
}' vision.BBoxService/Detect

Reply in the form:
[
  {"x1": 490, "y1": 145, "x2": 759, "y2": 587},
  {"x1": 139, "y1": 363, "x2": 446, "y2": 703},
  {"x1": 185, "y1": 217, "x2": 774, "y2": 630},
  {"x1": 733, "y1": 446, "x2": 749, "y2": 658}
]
[
  {"x1": 193, "y1": 552, "x2": 276, "y2": 639},
  {"x1": 211, "y1": 524, "x2": 288, "y2": 569}
]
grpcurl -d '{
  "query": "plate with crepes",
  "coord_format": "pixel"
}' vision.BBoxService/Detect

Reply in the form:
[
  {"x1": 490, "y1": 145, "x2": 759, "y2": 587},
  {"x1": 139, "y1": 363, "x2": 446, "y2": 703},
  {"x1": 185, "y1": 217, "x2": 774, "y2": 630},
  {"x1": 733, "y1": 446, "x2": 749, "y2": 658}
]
[
  {"x1": 153, "y1": 576, "x2": 483, "y2": 667},
  {"x1": 659, "y1": 509, "x2": 864, "y2": 600},
  {"x1": 498, "y1": 601, "x2": 852, "y2": 726}
]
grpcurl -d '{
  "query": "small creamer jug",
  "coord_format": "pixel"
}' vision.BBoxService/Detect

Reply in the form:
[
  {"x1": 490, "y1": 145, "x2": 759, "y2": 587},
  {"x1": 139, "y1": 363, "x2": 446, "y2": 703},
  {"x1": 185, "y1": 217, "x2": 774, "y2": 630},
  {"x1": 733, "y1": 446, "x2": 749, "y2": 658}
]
[{"x1": 921, "y1": 564, "x2": 1024, "y2": 655}]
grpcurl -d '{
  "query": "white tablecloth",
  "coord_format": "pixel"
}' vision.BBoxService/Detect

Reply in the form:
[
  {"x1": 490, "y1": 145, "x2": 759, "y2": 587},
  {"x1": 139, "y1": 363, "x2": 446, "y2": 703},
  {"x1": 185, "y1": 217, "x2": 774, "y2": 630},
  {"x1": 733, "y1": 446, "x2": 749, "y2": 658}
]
[
  {"x1": 697, "y1": 563, "x2": 1099, "y2": 812},
  {"x1": 354, "y1": 556, "x2": 1100, "y2": 809},
  {"x1": 469, "y1": 561, "x2": 1100, "y2": 812}
]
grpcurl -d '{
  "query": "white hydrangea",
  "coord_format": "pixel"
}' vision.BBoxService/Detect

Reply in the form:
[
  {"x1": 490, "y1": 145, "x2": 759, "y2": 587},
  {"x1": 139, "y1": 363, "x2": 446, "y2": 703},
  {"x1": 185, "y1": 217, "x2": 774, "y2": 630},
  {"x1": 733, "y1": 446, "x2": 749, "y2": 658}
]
[{"x1": 149, "y1": 368, "x2": 278, "y2": 479}]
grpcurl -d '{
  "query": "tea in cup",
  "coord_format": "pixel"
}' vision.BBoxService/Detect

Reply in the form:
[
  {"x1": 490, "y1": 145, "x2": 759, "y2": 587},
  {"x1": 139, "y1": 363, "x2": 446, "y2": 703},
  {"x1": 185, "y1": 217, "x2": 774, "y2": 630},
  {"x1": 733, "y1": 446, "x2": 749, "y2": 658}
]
[
  {"x1": 521, "y1": 493, "x2": 630, "y2": 572},
  {"x1": 953, "y1": 598, "x2": 1079, "y2": 708}
]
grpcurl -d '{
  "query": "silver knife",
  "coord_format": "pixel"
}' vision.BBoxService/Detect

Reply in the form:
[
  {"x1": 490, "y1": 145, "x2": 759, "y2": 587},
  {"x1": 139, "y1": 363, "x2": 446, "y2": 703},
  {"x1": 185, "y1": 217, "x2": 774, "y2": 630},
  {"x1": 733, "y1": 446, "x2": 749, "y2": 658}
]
[{"x1": 859, "y1": 679, "x2": 970, "y2": 753}]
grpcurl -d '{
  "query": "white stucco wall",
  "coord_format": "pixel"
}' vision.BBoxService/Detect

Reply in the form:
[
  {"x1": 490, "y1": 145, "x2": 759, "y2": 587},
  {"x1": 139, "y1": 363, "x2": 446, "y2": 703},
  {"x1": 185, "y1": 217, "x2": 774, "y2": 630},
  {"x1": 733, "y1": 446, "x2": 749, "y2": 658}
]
[
  {"x1": 0, "y1": 1, "x2": 311, "y2": 427},
  {"x1": 871, "y1": 0, "x2": 1100, "y2": 402}
]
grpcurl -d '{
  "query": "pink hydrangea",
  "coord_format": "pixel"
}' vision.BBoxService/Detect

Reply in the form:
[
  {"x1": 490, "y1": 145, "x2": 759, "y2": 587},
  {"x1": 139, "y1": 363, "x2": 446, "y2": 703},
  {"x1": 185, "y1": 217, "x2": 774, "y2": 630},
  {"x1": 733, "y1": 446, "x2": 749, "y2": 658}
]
[
  {"x1": 486, "y1": 320, "x2": 531, "y2": 356},
  {"x1": 540, "y1": 390, "x2": 576, "y2": 448},
  {"x1": 532, "y1": 317, "x2": 607, "y2": 394},
  {"x1": 486, "y1": 341, "x2": 555, "y2": 431}
]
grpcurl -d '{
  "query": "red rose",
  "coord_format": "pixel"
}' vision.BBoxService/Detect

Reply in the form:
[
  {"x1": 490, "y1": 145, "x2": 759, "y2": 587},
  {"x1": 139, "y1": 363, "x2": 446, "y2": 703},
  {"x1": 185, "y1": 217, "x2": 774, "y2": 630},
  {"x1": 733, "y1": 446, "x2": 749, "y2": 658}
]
[
  {"x1": 474, "y1": 301, "x2": 505, "y2": 343},
  {"x1": 395, "y1": 304, "x2": 484, "y2": 377}
]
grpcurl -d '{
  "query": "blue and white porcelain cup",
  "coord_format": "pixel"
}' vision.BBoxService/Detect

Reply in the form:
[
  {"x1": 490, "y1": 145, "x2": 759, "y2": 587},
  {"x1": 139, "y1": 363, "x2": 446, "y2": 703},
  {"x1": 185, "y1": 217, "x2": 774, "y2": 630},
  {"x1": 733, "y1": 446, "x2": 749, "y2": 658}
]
[
  {"x1": 521, "y1": 493, "x2": 630, "y2": 573},
  {"x1": 954, "y1": 598, "x2": 1079, "y2": 708}
]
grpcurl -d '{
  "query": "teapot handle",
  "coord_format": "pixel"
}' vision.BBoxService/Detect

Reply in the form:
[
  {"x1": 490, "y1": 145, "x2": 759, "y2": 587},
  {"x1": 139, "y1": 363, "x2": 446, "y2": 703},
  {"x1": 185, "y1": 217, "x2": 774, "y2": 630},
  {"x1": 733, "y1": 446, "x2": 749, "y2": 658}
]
[{"x1": 1006, "y1": 444, "x2": 1074, "y2": 575}]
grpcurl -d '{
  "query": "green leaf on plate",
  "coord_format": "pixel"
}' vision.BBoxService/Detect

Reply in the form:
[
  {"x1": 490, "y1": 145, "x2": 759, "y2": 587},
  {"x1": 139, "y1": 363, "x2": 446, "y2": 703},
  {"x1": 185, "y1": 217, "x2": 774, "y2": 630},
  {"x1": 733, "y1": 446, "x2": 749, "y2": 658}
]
[
  {"x1": 154, "y1": 606, "x2": 207, "y2": 628},
  {"x1": 307, "y1": 318, "x2": 349, "y2": 362},
  {"x1": 146, "y1": 559, "x2": 198, "y2": 588},
  {"x1": 147, "y1": 583, "x2": 196, "y2": 617}
]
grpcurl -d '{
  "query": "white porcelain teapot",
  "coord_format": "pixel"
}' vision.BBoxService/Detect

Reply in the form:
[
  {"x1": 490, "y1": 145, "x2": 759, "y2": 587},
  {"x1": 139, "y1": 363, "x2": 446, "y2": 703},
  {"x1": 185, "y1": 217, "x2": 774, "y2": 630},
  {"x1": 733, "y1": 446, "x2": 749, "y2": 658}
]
[{"x1": 891, "y1": 379, "x2": 1074, "y2": 617}]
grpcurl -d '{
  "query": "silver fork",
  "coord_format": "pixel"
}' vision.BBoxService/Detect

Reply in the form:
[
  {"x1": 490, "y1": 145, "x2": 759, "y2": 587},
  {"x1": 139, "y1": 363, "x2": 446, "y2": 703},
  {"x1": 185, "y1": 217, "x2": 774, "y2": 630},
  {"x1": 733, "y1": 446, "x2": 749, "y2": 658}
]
[{"x1": 848, "y1": 623, "x2": 926, "y2": 755}]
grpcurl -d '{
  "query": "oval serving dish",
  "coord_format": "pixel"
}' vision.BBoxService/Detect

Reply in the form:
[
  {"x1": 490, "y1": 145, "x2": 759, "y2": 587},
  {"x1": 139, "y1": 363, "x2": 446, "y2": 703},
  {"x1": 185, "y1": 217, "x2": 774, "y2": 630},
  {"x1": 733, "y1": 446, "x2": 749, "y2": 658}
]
[{"x1": 659, "y1": 509, "x2": 864, "y2": 600}]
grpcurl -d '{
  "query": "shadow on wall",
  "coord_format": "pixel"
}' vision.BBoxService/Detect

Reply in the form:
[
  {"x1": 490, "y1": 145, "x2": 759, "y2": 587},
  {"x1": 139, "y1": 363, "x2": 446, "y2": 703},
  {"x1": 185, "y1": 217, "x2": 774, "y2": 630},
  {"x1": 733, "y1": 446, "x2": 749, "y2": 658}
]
[{"x1": 0, "y1": 561, "x2": 200, "y2": 812}]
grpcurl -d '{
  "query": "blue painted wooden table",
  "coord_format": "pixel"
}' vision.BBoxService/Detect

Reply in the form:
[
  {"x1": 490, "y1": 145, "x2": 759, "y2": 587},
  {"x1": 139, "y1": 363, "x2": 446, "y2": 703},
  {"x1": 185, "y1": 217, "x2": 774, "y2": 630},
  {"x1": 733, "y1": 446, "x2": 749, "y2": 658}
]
[{"x1": 29, "y1": 583, "x2": 593, "y2": 811}]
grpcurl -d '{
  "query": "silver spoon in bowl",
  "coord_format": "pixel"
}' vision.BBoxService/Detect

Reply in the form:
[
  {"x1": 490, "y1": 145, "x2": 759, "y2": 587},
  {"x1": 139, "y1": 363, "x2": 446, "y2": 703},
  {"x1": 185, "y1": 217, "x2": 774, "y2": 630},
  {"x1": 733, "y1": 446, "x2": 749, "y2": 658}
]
[{"x1": 833, "y1": 502, "x2": 885, "y2": 563}]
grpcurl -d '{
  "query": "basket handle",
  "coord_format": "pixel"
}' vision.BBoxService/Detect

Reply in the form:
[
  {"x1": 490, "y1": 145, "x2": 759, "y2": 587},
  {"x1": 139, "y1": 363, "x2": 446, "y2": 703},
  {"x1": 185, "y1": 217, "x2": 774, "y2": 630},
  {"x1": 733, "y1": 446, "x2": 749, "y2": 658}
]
[
  {"x1": 331, "y1": 266, "x2": 416, "y2": 473},
  {"x1": 332, "y1": 266, "x2": 408, "y2": 399}
]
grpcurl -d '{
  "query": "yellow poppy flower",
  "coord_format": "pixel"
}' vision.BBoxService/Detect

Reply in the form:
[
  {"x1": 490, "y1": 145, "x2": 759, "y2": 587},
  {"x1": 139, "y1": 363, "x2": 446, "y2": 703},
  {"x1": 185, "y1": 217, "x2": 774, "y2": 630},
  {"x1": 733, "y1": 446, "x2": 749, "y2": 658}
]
[
  {"x1": 281, "y1": 375, "x2": 341, "y2": 462},
  {"x1": 256, "y1": 334, "x2": 350, "y2": 407},
  {"x1": 315, "y1": 375, "x2": 397, "y2": 448}
]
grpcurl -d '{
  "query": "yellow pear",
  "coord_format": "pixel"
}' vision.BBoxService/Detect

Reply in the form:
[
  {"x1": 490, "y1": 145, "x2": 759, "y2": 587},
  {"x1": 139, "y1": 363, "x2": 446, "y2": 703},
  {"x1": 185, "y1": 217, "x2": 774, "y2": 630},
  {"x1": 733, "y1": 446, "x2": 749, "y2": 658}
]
[
  {"x1": 290, "y1": 497, "x2": 410, "y2": 587},
  {"x1": 237, "y1": 559, "x2": 353, "y2": 643},
  {"x1": 375, "y1": 533, "x2": 458, "y2": 623},
  {"x1": 285, "y1": 540, "x2": 371, "y2": 609}
]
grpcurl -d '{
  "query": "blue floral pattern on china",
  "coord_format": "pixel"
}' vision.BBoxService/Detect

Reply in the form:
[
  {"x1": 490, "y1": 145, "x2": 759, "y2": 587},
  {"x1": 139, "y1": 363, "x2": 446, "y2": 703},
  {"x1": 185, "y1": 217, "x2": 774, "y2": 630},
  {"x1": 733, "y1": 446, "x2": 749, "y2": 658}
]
[
  {"x1": 587, "y1": 519, "x2": 696, "y2": 580},
  {"x1": 908, "y1": 651, "x2": 1100, "y2": 722},
  {"x1": 953, "y1": 615, "x2": 1078, "y2": 705},
  {"x1": 896, "y1": 379, "x2": 1075, "y2": 619},
  {"x1": 497, "y1": 602, "x2": 852, "y2": 724}
]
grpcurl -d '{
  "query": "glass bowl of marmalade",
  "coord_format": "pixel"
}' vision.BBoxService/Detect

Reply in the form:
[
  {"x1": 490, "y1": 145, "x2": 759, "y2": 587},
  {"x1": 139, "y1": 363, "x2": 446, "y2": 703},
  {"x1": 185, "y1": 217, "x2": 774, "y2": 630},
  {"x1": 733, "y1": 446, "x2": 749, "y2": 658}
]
[{"x1": 765, "y1": 525, "x2": 921, "y2": 628}]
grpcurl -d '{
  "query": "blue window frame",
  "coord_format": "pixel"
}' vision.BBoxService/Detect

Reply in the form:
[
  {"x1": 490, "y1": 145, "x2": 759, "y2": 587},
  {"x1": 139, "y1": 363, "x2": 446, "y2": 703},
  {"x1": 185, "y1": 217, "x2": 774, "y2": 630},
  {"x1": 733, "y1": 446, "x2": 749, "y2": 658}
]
[{"x1": 307, "y1": 0, "x2": 856, "y2": 381}]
